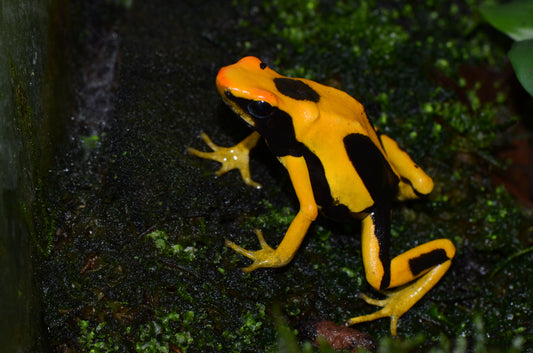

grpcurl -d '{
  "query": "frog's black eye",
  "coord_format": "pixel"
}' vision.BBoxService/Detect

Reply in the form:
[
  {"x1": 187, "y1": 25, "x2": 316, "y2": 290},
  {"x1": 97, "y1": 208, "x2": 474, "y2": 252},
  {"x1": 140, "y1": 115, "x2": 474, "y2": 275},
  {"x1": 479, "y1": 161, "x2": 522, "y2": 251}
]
[{"x1": 247, "y1": 100, "x2": 273, "y2": 119}]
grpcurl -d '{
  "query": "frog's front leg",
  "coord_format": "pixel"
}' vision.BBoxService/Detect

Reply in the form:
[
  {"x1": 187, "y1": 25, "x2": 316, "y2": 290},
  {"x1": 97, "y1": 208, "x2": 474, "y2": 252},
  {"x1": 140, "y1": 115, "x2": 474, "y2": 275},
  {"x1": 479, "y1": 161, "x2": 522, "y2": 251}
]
[
  {"x1": 188, "y1": 131, "x2": 262, "y2": 188},
  {"x1": 226, "y1": 155, "x2": 318, "y2": 272},
  {"x1": 346, "y1": 206, "x2": 455, "y2": 336}
]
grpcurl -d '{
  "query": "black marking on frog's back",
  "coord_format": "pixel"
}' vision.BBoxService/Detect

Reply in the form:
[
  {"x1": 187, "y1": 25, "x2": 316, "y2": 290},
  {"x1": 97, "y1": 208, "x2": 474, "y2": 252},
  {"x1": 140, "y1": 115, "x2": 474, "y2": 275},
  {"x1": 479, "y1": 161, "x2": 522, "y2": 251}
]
[
  {"x1": 409, "y1": 249, "x2": 450, "y2": 276},
  {"x1": 343, "y1": 133, "x2": 399, "y2": 204},
  {"x1": 301, "y1": 148, "x2": 333, "y2": 208},
  {"x1": 298, "y1": 146, "x2": 357, "y2": 220},
  {"x1": 274, "y1": 77, "x2": 320, "y2": 102}
]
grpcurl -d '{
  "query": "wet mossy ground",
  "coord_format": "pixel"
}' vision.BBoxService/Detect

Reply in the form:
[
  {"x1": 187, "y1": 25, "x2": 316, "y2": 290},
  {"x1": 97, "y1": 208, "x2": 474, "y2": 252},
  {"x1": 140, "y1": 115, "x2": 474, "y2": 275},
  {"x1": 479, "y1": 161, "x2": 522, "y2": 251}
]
[{"x1": 39, "y1": 0, "x2": 533, "y2": 352}]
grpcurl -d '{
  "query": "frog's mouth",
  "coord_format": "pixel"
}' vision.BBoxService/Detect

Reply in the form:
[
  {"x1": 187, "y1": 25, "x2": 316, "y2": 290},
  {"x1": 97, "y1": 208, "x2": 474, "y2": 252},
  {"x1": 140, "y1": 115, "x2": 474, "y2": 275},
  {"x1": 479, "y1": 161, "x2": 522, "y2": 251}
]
[{"x1": 222, "y1": 90, "x2": 257, "y2": 127}]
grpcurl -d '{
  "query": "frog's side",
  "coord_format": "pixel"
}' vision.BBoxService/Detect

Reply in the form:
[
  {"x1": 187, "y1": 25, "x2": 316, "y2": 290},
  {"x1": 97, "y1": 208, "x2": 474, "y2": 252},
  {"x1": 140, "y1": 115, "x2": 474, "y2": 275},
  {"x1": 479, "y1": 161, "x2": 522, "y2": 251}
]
[{"x1": 188, "y1": 56, "x2": 455, "y2": 335}]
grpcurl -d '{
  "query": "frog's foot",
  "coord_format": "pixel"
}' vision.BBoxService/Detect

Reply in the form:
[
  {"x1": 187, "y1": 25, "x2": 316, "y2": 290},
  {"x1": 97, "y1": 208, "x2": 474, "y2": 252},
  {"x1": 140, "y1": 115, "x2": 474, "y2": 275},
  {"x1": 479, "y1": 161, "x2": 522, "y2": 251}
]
[
  {"x1": 225, "y1": 229, "x2": 288, "y2": 273},
  {"x1": 346, "y1": 268, "x2": 440, "y2": 336},
  {"x1": 345, "y1": 291, "x2": 405, "y2": 336},
  {"x1": 188, "y1": 132, "x2": 261, "y2": 189}
]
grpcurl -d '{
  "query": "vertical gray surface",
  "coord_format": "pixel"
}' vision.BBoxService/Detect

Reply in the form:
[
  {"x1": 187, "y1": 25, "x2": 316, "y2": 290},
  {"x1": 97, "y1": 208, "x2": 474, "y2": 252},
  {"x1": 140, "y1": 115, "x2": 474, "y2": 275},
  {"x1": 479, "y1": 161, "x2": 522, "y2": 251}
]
[{"x1": 0, "y1": 1, "x2": 52, "y2": 351}]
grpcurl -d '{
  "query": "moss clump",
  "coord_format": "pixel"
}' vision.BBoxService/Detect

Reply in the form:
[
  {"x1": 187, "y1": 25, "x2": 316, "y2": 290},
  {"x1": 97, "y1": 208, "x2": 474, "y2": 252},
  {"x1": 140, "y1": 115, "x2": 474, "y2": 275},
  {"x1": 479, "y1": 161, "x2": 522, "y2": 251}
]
[
  {"x1": 40, "y1": 0, "x2": 533, "y2": 352},
  {"x1": 228, "y1": 0, "x2": 533, "y2": 350}
]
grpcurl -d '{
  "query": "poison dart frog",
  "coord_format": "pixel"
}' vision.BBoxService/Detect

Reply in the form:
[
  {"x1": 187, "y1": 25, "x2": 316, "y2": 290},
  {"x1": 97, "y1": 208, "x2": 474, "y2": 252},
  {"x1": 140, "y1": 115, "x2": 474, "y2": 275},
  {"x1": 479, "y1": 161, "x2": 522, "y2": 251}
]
[{"x1": 188, "y1": 56, "x2": 455, "y2": 335}]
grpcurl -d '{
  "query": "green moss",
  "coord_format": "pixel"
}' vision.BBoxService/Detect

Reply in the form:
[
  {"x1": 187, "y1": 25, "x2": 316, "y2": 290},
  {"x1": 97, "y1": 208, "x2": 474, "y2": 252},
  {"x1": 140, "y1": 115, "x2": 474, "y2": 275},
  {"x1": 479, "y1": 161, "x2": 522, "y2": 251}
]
[
  {"x1": 40, "y1": 0, "x2": 533, "y2": 351},
  {"x1": 136, "y1": 309, "x2": 196, "y2": 352},
  {"x1": 221, "y1": 304, "x2": 268, "y2": 351},
  {"x1": 81, "y1": 134, "x2": 102, "y2": 150},
  {"x1": 146, "y1": 230, "x2": 197, "y2": 262},
  {"x1": 78, "y1": 320, "x2": 120, "y2": 353},
  {"x1": 241, "y1": 199, "x2": 295, "y2": 232},
  {"x1": 227, "y1": 0, "x2": 533, "y2": 350}
]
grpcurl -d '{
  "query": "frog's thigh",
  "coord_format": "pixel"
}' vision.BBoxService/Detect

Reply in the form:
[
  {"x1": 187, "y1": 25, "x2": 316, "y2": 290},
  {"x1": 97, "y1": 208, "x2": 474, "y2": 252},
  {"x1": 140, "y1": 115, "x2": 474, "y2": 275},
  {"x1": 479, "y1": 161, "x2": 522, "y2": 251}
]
[
  {"x1": 379, "y1": 134, "x2": 433, "y2": 197},
  {"x1": 361, "y1": 214, "x2": 455, "y2": 290}
]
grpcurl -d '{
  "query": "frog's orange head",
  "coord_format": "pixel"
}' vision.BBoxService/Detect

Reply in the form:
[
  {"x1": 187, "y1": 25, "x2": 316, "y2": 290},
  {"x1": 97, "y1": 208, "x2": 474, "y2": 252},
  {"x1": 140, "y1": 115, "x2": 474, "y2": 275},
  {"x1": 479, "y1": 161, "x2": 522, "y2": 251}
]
[
  {"x1": 215, "y1": 57, "x2": 323, "y2": 156},
  {"x1": 215, "y1": 56, "x2": 321, "y2": 128},
  {"x1": 216, "y1": 57, "x2": 279, "y2": 127}
]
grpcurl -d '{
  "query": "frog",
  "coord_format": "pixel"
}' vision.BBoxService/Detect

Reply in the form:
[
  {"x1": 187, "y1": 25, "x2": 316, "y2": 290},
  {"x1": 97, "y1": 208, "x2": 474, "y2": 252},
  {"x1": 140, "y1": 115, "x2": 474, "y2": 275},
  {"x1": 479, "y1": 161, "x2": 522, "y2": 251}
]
[{"x1": 188, "y1": 56, "x2": 455, "y2": 335}]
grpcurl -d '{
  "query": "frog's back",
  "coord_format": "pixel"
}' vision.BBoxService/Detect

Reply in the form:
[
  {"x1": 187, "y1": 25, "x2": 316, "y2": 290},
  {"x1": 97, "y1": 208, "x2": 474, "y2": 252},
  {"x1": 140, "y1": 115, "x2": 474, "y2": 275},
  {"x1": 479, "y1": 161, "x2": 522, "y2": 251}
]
[
  {"x1": 300, "y1": 79, "x2": 379, "y2": 138},
  {"x1": 293, "y1": 79, "x2": 400, "y2": 214}
]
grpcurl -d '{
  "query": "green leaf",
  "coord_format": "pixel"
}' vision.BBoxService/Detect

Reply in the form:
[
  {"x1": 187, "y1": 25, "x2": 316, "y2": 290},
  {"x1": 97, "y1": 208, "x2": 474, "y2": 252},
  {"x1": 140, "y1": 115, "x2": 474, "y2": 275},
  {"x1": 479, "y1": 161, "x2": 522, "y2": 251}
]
[
  {"x1": 480, "y1": 0, "x2": 533, "y2": 41},
  {"x1": 509, "y1": 39, "x2": 533, "y2": 96}
]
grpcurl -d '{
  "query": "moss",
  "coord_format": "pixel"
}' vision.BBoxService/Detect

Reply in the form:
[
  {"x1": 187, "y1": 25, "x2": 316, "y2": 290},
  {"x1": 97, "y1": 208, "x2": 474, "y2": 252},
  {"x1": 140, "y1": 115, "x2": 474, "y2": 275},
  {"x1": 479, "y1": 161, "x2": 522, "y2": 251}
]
[
  {"x1": 135, "y1": 309, "x2": 196, "y2": 352},
  {"x1": 81, "y1": 134, "x2": 102, "y2": 150},
  {"x1": 78, "y1": 320, "x2": 120, "y2": 352},
  {"x1": 145, "y1": 230, "x2": 197, "y2": 262},
  {"x1": 40, "y1": 0, "x2": 533, "y2": 351},
  {"x1": 228, "y1": 0, "x2": 533, "y2": 350},
  {"x1": 241, "y1": 199, "x2": 295, "y2": 232}
]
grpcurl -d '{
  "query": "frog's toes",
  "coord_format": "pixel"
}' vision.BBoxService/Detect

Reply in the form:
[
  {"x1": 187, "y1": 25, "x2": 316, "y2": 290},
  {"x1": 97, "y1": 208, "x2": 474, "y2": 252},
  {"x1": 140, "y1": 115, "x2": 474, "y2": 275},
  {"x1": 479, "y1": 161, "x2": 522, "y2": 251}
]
[
  {"x1": 225, "y1": 229, "x2": 283, "y2": 272},
  {"x1": 225, "y1": 239, "x2": 273, "y2": 273},
  {"x1": 197, "y1": 132, "x2": 219, "y2": 150},
  {"x1": 358, "y1": 292, "x2": 389, "y2": 307},
  {"x1": 225, "y1": 239, "x2": 256, "y2": 259}
]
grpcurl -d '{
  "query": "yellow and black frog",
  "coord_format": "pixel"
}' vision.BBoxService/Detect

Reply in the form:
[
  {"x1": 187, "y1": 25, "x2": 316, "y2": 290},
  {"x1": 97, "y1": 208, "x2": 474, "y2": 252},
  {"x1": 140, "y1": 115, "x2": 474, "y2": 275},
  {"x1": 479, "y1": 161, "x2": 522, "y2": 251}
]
[{"x1": 188, "y1": 56, "x2": 455, "y2": 335}]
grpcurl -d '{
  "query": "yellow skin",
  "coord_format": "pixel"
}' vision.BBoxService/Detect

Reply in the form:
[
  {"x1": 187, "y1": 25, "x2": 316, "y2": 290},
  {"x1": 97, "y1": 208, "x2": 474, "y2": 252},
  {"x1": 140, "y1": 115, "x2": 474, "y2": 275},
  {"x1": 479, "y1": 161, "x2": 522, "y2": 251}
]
[{"x1": 189, "y1": 56, "x2": 455, "y2": 335}]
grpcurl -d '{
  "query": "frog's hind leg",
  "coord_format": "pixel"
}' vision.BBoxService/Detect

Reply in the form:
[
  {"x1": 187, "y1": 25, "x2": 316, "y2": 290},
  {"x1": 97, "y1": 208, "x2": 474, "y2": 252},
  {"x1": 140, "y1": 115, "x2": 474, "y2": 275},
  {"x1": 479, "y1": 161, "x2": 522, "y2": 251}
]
[{"x1": 346, "y1": 210, "x2": 455, "y2": 336}]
